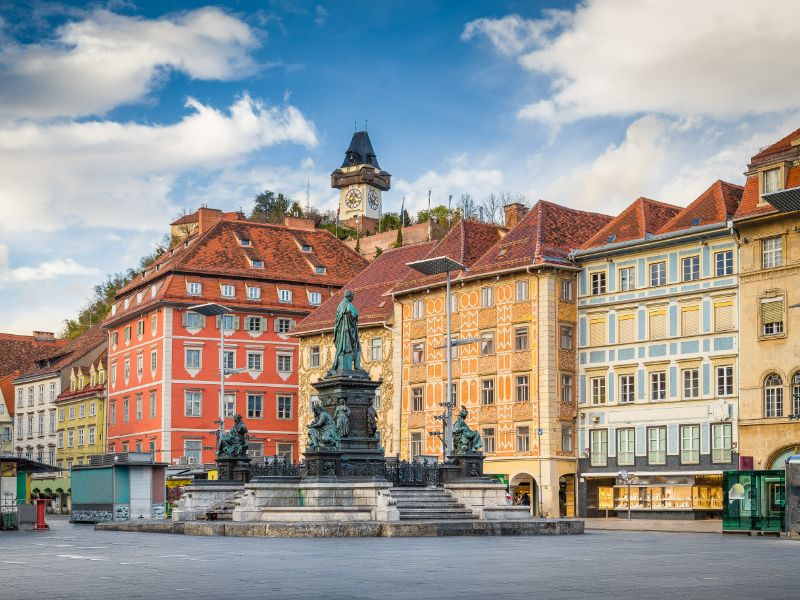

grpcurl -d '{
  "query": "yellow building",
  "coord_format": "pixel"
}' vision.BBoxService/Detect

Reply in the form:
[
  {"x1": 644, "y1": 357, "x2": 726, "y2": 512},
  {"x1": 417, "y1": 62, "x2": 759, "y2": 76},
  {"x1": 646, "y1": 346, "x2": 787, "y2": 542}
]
[
  {"x1": 735, "y1": 127, "x2": 800, "y2": 469},
  {"x1": 293, "y1": 242, "x2": 436, "y2": 456},
  {"x1": 55, "y1": 355, "x2": 107, "y2": 468},
  {"x1": 393, "y1": 205, "x2": 612, "y2": 517}
]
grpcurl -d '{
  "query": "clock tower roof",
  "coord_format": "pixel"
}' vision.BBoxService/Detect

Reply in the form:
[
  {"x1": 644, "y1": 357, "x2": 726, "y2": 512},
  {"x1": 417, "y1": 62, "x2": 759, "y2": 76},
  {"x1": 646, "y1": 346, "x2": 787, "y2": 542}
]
[{"x1": 341, "y1": 131, "x2": 381, "y2": 169}]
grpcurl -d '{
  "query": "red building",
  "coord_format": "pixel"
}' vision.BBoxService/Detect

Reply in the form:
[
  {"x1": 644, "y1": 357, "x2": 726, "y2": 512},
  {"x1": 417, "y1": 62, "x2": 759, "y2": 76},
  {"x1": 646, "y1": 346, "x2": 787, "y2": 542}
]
[{"x1": 103, "y1": 208, "x2": 367, "y2": 465}]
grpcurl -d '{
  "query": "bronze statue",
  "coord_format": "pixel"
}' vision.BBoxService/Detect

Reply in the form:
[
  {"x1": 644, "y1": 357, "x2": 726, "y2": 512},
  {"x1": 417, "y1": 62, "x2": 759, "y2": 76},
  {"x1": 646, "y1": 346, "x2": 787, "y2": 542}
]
[
  {"x1": 334, "y1": 398, "x2": 351, "y2": 437},
  {"x1": 452, "y1": 407, "x2": 482, "y2": 453},
  {"x1": 329, "y1": 290, "x2": 362, "y2": 373},
  {"x1": 307, "y1": 403, "x2": 341, "y2": 450},
  {"x1": 367, "y1": 402, "x2": 379, "y2": 441},
  {"x1": 217, "y1": 414, "x2": 250, "y2": 457}
]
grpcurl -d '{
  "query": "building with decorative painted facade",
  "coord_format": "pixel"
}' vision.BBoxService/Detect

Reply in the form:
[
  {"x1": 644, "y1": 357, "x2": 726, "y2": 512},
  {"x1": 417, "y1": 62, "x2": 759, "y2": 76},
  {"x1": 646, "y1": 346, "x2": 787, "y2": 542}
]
[
  {"x1": 393, "y1": 203, "x2": 612, "y2": 517},
  {"x1": 54, "y1": 354, "x2": 107, "y2": 468},
  {"x1": 734, "y1": 127, "x2": 800, "y2": 471},
  {"x1": 103, "y1": 208, "x2": 366, "y2": 465},
  {"x1": 572, "y1": 182, "x2": 743, "y2": 518},
  {"x1": 293, "y1": 242, "x2": 436, "y2": 455}
]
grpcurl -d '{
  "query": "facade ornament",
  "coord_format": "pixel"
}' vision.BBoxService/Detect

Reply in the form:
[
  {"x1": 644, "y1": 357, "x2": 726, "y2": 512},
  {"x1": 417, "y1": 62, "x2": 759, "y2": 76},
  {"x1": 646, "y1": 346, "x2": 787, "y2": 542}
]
[{"x1": 334, "y1": 398, "x2": 351, "y2": 437}]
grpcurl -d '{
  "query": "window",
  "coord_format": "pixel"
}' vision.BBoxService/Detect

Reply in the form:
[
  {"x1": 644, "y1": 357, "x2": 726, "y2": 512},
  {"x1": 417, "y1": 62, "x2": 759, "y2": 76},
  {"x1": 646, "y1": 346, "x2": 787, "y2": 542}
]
[
  {"x1": 221, "y1": 350, "x2": 235, "y2": 371},
  {"x1": 371, "y1": 337, "x2": 383, "y2": 361},
  {"x1": 184, "y1": 440, "x2": 202, "y2": 464},
  {"x1": 680, "y1": 424, "x2": 700, "y2": 464},
  {"x1": 560, "y1": 374, "x2": 573, "y2": 403},
  {"x1": 185, "y1": 348, "x2": 201, "y2": 370},
  {"x1": 38, "y1": 384, "x2": 44, "y2": 404},
  {"x1": 649, "y1": 262, "x2": 666, "y2": 287},
  {"x1": 252, "y1": 259, "x2": 264, "y2": 268},
  {"x1": 714, "y1": 301, "x2": 735, "y2": 332},
  {"x1": 79, "y1": 403, "x2": 86, "y2": 418},
  {"x1": 619, "y1": 374, "x2": 635, "y2": 403},
  {"x1": 617, "y1": 428, "x2": 635, "y2": 466},
  {"x1": 121, "y1": 442, "x2": 128, "y2": 454},
  {"x1": 590, "y1": 272, "x2": 606, "y2": 295},
  {"x1": 717, "y1": 366, "x2": 734, "y2": 396},
  {"x1": 78, "y1": 428, "x2": 85, "y2": 446},
  {"x1": 187, "y1": 282, "x2": 202, "y2": 295},
  {"x1": 135, "y1": 394, "x2": 142, "y2": 420},
  {"x1": 37, "y1": 414, "x2": 43, "y2": 436},
  {"x1": 589, "y1": 318, "x2": 606, "y2": 346},
  {"x1": 761, "y1": 297, "x2": 784, "y2": 335},
  {"x1": 110, "y1": 401, "x2": 116, "y2": 425},
  {"x1": 712, "y1": 423, "x2": 732, "y2": 463},
  {"x1": 649, "y1": 309, "x2": 667, "y2": 340},
  {"x1": 560, "y1": 325, "x2": 574, "y2": 350},
  {"x1": 309, "y1": 346, "x2": 320, "y2": 368},
  {"x1": 793, "y1": 373, "x2": 800, "y2": 417},
  {"x1": 481, "y1": 379, "x2": 495, "y2": 405},
  {"x1": 591, "y1": 377, "x2": 606, "y2": 405},
  {"x1": 715, "y1": 250, "x2": 733, "y2": 276},
  {"x1": 314, "y1": 266, "x2": 326, "y2": 275},
  {"x1": 647, "y1": 427, "x2": 667, "y2": 465},
  {"x1": 223, "y1": 392, "x2": 236, "y2": 418},
  {"x1": 449, "y1": 292, "x2": 458, "y2": 313},
  {"x1": 221, "y1": 284, "x2": 235, "y2": 298},
  {"x1": 682, "y1": 256, "x2": 700, "y2": 282},
  {"x1": 514, "y1": 326, "x2": 529, "y2": 351},
  {"x1": 69, "y1": 406, "x2": 75, "y2": 420},
  {"x1": 183, "y1": 311, "x2": 203, "y2": 329},
  {"x1": 123, "y1": 397, "x2": 129, "y2": 422},
  {"x1": 239, "y1": 237, "x2": 251, "y2": 247},
  {"x1": 149, "y1": 391, "x2": 157, "y2": 417},
  {"x1": 49, "y1": 412, "x2": 55, "y2": 434},
  {"x1": 137, "y1": 354, "x2": 143, "y2": 376},
  {"x1": 480, "y1": 331, "x2": 495, "y2": 355},
  {"x1": 137, "y1": 320, "x2": 145, "y2": 336},
  {"x1": 243, "y1": 316, "x2": 262, "y2": 333},
  {"x1": 279, "y1": 289, "x2": 292, "y2": 303},
  {"x1": 410, "y1": 432, "x2": 423, "y2": 458},
  {"x1": 49, "y1": 382, "x2": 56, "y2": 401},
  {"x1": 277, "y1": 395, "x2": 293, "y2": 420},
  {"x1": 247, "y1": 286, "x2": 261, "y2": 300},
  {"x1": 277, "y1": 354, "x2": 292, "y2": 373},
  {"x1": 27, "y1": 415, "x2": 33, "y2": 437},
  {"x1": 57, "y1": 431, "x2": 64, "y2": 449},
  {"x1": 151, "y1": 315, "x2": 157, "y2": 336},
  {"x1": 184, "y1": 391, "x2": 202, "y2": 416},
  {"x1": 762, "y1": 236, "x2": 783, "y2": 268},
  {"x1": 68, "y1": 430, "x2": 74, "y2": 448},
  {"x1": 247, "y1": 394, "x2": 263, "y2": 418},
  {"x1": 763, "y1": 167, "x2": 781, "y2": 194},
  {"x1": 516, "y1": 426, "x2": 530, "y2": 452},
  {"x1": 247, "y1": 352, "x2": 263, "y2": 371},
  {"x1": 482, "y1": 428, "x2": 495, "y2": 453},
  {"x1": 150, "y1": 349, "x2": 158, "y2": 371},
  {"x1": 617, "y1": 314, "x2": 635, "y2": 345},
  {"x1": 649, "y1": 371, "x2": 666, "y2": 401},
  {"x1": 681, "y1": 306, "x2": 700, "y2": 336},
  {"x1": 481, "y1": 287, "x2": 494, "y2": 307},
  {"x1": 589, "y1": 429, "x2": 608, "y2": 466},
  {"x1": 111, "y1": 332, "x2": 119, "y2": 346},
  {"x1": 765, "y1": 373, "x2": 783, "y2": 417},
  {"x1": 561, "y1": 279, "x2": 574, "y2": 301},
  {"x1": 412, "y1": 342, "x2": 425, "y2": 364},
  {"x1": 374, "y1": 388, "x2": 382, "y2": 409},
  {"x1": 619, "y1": 267, "x2": 635, "y2": 291},
  {"x1": 276, "y1": 318, "x2": 292, "y2": 334},
  {"x1": 124, "y1": 326, "x2": 131, "y2": 342},
  {"x1": 88, "y1": 426, "x2": 96, "y2": 446},
  {"x1": 682, "y1": 369, "x2": 699, "y2": 399},
  {"x1": 412, "y1": 387, "x2": 424, "y2": 411},
  {"x1": 515, "y1": 280, "x2": 529, "y2": 302},
  {"x1": 301, "y1": 243, "x2": 313, "y2": 253},
  {"x1": 27, "y1": 386, "x2": 33, "y2": 406},
  {"x1": 308, "y1": 292, "x2": 322, "y2": 305},
  {"x1": 561, "y1": 424, "x2": 573, "y2": 453},
  {"x1": 515, "y1": 375, "x2": 529, "y2": 403},
  {"x1": 412, "y1": 299, "x2": 425, "y2": 319}
]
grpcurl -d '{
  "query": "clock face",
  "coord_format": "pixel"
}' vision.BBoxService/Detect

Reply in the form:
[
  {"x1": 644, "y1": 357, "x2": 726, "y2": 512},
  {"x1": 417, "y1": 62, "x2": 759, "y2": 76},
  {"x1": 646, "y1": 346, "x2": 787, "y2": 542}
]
[
  {"x1": 367, "y1": 188, "x2": 379, "y2": 210},
  {"x1": 344, "y1": 187, "x2": 362, "y2": 209}
]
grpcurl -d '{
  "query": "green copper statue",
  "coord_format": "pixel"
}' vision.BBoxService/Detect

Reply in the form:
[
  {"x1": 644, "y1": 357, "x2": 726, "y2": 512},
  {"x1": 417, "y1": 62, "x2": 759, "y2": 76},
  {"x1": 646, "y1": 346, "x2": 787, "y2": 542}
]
[
  {"x1": 217, "y1": 414, "x2": 250, "y2": 457},
  {"x1": 329, "y1": 290, "x2": 362, "y2": 374},
  {"x1": 307, "y1": 403, "x2": 341, "y2": 450},
  {"x1": 452, "y1": 407, "x2": 483, "y2": 453}
]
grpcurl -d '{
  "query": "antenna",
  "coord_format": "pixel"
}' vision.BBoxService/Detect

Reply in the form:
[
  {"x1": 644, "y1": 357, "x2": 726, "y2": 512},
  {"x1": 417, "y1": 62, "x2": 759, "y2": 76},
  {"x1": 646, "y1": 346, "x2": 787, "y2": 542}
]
[
  {"x1": 447, "y1": 194, "x2": 453, "y2": 228},
  {"x1": 365, "y1": 119, "x2": 368, "y2": 132},
  {"x1": 306, "y1": 177, "x2": 310, "y2": 214},
  {"x1": 354, "y1": 121, "x2": 357, "y2": 133},
  {"x1": 427, "y1": 190, "x2": 432, "y2": 241}
]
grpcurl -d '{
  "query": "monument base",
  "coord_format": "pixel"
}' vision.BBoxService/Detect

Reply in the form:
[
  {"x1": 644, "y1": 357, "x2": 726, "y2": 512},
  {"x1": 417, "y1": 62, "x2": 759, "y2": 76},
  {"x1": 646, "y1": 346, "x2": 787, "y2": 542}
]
[
  {"x1": 171, "y1": 481, "x2": 243, "y2": 522},
  {"x1": 216, "y1": 455, "x2": 252, "y2": 484},
  {"x1": 440, "y1": 453, "x2": 488, "y2": 483}
]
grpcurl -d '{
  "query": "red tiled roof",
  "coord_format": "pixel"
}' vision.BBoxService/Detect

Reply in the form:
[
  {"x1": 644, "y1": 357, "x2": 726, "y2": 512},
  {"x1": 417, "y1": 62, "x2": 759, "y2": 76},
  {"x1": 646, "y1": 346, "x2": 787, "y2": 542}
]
[
  {"x1": 392, "y1": 220, "x2": 506, "y2": 294},
  {"x1": 581, "y1": 198, "x2": 681, "y2": 249},
  {"x1": 293, "y1": 242, "x2": 437, "y2": 335},
  {"x1": 468, "y1": 200, "x2": 612, "y2": 275},
  {"x1": 658, "y1": 180, "x2": 742, "y2": 234},
  {"x1": 0, "y1": 333, "x2": 67, "y2": 379},
  {"x1": 750, "y1": 127, "x2": 800, "y2": 165},
  {"x1": 0, "y1": 371, "x2": 18, "y2": 417},
  {"x1": 15, "y1": 326, "x2": 107, "y2": 381},
  {"x1": 55, "y1": 382, "x2": 105, "y2": 403}
]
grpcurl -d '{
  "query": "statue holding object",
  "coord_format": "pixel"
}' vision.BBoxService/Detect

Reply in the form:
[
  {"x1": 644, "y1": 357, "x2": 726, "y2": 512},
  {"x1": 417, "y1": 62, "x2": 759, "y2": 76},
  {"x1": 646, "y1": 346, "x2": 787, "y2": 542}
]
[
  {"x1": 329, "y1": 290, "x2": 363, "y2": 374},
  {"x1": 217, "y1": 414, "x2": 250, "y2": 457},
  {"x1": 307, "y1": 403, "x2": 341, "y2": 450},
  {"x1": 334, "y1": 398, "x2": 351, "y2": 437},
  {"x1": 452, "y1": 407, "x2": 483, "y2": 453}
]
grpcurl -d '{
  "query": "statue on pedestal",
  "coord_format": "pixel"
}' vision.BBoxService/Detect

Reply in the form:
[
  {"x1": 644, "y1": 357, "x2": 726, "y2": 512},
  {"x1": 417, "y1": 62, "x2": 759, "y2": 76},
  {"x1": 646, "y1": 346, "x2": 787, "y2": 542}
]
[
  {"x1": 328, "y1": 290, "x2": 362, "y2": 374},
  {"x1": 307, "y1": 403, "x2": 341, "y2": 450},
  {"x1": 217, "y1": 414, "x2": 250, "y2": 457},
  {"x1": 334, "y1": 398, "x2": 351, "y2": 437},
  {"x1": 367, "y1": 403, "x2": 379, "y2": 441},
  {"x1": 452, "y1": 407, "x2": 482, "y2": 453}
]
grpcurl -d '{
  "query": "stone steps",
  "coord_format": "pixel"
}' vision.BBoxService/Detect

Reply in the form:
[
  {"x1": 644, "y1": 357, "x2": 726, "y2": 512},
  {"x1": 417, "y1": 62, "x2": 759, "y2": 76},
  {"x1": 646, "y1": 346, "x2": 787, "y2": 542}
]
[{"x1": 389, "y1": 487, "x2": 475, "y2": 521}]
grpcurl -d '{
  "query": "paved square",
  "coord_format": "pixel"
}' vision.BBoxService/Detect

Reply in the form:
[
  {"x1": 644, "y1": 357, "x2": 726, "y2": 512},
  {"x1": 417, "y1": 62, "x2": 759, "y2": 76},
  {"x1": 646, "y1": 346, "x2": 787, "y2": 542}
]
[{"x1": 0, "y1": 518, "x2": 796, "y2": 599}]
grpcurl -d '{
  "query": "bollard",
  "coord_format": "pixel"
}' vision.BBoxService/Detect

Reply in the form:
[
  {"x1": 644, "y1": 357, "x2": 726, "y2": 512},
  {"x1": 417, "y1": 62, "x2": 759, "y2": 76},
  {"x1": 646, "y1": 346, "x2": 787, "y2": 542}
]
[{"x1": 33, "y1": 498, "x2": 50, "y2": 531}]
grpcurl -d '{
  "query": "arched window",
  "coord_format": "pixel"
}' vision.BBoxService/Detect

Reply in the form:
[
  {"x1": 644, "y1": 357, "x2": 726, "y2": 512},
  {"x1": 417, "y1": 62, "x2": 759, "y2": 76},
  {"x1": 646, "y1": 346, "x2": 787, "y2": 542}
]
[
  {"x1": 765, "y1": 373, "x2": 783, "y2": 418},
  {"x1": 792, "y1": 372, "x2": 800, "y2": 418}
]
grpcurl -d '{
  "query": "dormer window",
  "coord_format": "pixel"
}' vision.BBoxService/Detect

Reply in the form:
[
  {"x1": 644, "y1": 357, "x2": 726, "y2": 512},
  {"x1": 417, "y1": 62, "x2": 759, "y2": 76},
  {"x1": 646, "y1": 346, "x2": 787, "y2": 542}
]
[
  {"x1": 123, "y1": 298, "x2": 130, "y2": 310},
  {"x1": 301, "y1": 244, "x2": 313, "y2": 253},
  {"x1": 606, "y1": 234, "x2": 617, "y2": 244},
  {"x1": 279, "y1": 289, "x2": 292, "y2": 303},
  {"x1": 136, "y1": 291, "x2": 143, "y2": 304},
  {"x1": 240, "y1": 238, "x2": 251, "y2": 246},
  {"x1": 691, "y1": 217, "x2": 702, "y2": 226},
  {"x1": 764, "y1": 167, "x2": 781, "y2": 195},
  {"x1": 187, "y1": 282, "x2": 202, "y2": 295},
  {"x1": 315, "y1": 266, "x2": 326, "y2": 275},
  {"x1": 150, "y1": 284, "x2": 158, "y2": 298},
  {"x1": 221, "y1": 284, "x2": 235, "y2": 298},
  {"x1": 308, "y1": 292, "x2": 322, "y2": 305},
  {"x1": 247, "y1": 286, "x2": 261, "y2": 300},
  {"x1": 252, "y1": 259, "x2": 264, "y2": 268}
]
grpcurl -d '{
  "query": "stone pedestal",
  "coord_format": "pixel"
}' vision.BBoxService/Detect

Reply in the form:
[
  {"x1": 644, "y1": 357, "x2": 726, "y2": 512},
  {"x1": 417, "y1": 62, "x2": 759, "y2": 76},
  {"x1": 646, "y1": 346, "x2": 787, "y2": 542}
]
[
  {"x1": 304, "y1": 449, "x2": 343, "y2": 481},
  {"x1": 440, "y1": 453, "x2": 487, "y2": 483},
  {"x1": 444, "y1": 481, "x2": 531, "y2": 520},
  {"x1": 171, "y1": 482, "x2": 243, "y2": 522},
  {"x1": 216, "y1": 455, "x2": 252, "y2": 484}
]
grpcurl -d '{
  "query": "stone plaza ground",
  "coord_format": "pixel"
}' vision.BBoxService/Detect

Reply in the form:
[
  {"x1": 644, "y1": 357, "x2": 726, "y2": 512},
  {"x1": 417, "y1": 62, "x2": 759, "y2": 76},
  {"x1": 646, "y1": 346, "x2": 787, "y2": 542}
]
[{"x1": 0, "y1": 517, "x2": 796, "y2": 599}]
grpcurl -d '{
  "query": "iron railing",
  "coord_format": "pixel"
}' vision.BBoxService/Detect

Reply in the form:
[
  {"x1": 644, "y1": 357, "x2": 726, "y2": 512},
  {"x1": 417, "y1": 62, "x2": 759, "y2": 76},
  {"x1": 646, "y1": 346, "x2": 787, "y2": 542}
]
[{"x1": 386, "y1": 459, "x2": 440, "y2": 487}]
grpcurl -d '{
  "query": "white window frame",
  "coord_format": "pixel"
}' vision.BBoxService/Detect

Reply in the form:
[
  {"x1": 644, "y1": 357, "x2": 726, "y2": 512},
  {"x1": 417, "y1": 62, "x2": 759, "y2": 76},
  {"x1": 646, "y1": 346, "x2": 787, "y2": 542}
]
[
  {"x1": 187, "y1": 282, "x2": 202, "y2": 296},
  {"x1": 247, "y1": 286, "x2": 261, "y2": 300},
  {"x1": 619, "y1": 267, "x2": 635, "y2": 291},
  {"x1": 762, "y1": 236, "x2": 783, "y2": 269},
  {"x1": 278, "y1": 289, "x2": 292, "y2": 303},
  {"x1": 682, "y1": 256, "x2": 700, "y2": 282},
  {"x1": 619, "y1": 374, "x2": 635, "y2": 404},
  {"x1": 221, "y1": 284, "x2": 235, "y2": 298},
  {"x1": 184, "y1": 391, "x2": 202, "y2": 417}
]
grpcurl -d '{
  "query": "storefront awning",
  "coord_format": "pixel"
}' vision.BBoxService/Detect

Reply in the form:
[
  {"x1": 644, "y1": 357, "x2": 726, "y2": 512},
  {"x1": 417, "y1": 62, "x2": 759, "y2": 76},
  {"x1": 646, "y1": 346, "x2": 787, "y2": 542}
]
[
  {"x1": 581, "y1": 470, "x2": 723, "y2": 478},
  {"x1": 0, "y1": 455, "x2": 60, "y2": 473}
]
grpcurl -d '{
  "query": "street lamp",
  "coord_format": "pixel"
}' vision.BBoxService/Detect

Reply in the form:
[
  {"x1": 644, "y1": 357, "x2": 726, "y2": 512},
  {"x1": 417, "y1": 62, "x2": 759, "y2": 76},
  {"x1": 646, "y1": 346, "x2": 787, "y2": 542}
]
[
  {"x1": 187, "y1": 303, "x2": 236, "y2": 440},
  {"x1": 406, "y1": 256, "x2": 466, "y2": 456}
]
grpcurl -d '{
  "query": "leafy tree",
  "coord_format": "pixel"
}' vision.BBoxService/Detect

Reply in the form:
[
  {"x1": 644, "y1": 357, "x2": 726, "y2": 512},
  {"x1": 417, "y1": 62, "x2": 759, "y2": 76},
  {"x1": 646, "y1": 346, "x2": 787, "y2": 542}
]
[
  {"x1": 417, "y1": 204, "x2": 461, "y2": 228},
  {"x1": 249, "y1": 190, "x2": 292, "y2": 224},
  {"x1": 394, "y1": 226, "x2": 403, "y2": 248},
  {"x1": 379, "y1": 212, "x2": 401, "y2": 232},
  {"x1": 374, "y1": 246, "x2": 383, "y2": 258}
]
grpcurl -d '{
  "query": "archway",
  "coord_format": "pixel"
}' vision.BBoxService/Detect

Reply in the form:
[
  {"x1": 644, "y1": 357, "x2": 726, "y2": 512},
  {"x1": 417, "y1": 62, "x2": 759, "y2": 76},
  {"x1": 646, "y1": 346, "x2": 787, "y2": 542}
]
[
  {"x1": 509, "y1": 472, "x2": 538, "y2": 515},
  {"x1": 768, "y1": 445, "x2": 800, "y2": 470}
]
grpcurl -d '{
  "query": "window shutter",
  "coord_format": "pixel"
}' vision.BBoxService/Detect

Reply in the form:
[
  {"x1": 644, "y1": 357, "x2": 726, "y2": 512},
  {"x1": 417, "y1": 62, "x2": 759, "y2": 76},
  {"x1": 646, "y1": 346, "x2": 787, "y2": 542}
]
[
  {"x1": 233, "y1": 316, "x2": 240, "y2": 330},
  {"x1": 589, "y1": 319, "x2": 606, "y2": 346},
  {"x1": 618, "y1": 315, "x2": 635, "y2": 344},
  {"x1": 714, "y1": 301, "x2": 734, "y2": 332},
  {"x1": 182, "y1": 312, "x2": 189, "y2": 327},
  {"x1": 649, "y1": 310, "x2": 666, "y2": 340},
  {"x1": 199, "y1": 314, "x2": 206, "y2": 328},
  {"x1": 681, "y1": 307, "x2": 699, "y2": 336},
  {"x1": 762, "y1": 298, "x2": 784, "y2": 323},
  {"x1": 215, "y1": 315, "x2": 221, "y2": 329},
  {"x1": 261, "y1": 317, "x2": 267, "y2": 332}
]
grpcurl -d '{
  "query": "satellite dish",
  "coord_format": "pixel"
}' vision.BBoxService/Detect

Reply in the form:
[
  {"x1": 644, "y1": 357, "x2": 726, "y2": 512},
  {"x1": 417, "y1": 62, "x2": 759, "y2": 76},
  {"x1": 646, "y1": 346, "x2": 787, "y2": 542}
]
[{"x1": 728, "y1": 483, "x2": 745, "y2": 501}]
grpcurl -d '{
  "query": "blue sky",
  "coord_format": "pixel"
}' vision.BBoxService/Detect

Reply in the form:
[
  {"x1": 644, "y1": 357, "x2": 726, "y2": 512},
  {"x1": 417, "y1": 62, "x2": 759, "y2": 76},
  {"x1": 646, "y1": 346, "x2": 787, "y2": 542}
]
[{"x1": 1, "y1": 0, "x2": 799, "y2": 334}]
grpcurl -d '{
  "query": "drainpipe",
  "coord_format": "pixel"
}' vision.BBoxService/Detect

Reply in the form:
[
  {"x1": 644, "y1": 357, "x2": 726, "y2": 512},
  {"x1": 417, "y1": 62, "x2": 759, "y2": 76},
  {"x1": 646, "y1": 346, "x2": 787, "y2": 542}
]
[{"x1": 527, "y1": 266, "x2": 544, "y2": 518}]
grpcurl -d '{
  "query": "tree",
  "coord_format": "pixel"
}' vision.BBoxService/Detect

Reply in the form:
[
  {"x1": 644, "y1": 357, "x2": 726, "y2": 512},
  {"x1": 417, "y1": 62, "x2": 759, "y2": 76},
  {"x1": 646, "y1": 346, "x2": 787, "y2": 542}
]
[
  {"x1": 249, "y1": 190, "x2": 292, "y2": 224},
  {"x1": 394, "y1": 226, "x2": 403, "y2": 248},
  {"x1": 374, "y1": 246, "x2": 383, "y2": 258},
  {"x1": 379, "y1": 212, "x2": 401, "y2": 232},
  {"x1": 479, "y1": 193, "x2": 503, "y2": 224},
  {"x1": 417, "y1": 204, "x2": 460, "y2": 228},
  {"x1": 401, "y1": 209, "x2": 413, "y2": 226},
  {"x1": 458, "y1": 193, "x2": 477, "y2": 220}
]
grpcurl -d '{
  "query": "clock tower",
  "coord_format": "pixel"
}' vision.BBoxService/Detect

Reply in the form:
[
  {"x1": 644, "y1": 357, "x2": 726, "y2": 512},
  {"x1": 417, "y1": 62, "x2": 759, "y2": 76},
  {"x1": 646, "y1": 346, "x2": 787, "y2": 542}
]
[{"x1": 331, "y1": 130, "x2": 391, "y2": 231}]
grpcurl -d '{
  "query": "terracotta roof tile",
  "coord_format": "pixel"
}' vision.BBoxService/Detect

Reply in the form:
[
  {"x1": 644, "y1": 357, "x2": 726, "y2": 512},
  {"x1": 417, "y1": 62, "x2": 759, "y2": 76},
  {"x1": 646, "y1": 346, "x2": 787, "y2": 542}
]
[
  {"x1": 0, "y1": 371, "x2": 18, "y2": 417},
  {"x1": 658, "y1": 180, "x2": 742, "y2": 234},
  {"x1": 294, "y1": 242, "x2": 437, "y2": 335},
  {"x1": 15, "y1": 326, "x2": 107, "y2": 381},
  {"x1": 581, "y1": 198, "x2": 681, "y2": 249},
  {"x1": 750, "y1": 127, "x2": 800, "y2": 165},
  {"x1": 0, "y1": 333, "x2": 67, "y2": 379}
]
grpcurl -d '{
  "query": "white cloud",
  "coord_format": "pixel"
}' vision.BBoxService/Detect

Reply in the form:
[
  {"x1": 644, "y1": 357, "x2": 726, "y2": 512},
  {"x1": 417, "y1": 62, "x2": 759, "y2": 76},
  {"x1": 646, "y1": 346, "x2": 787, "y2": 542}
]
[
  {"x1": 464, "y1": 1, "x2": 800, "y2": 125},
  {"x1": 394, "y1": 166, "x2": 504, "y2": 215},
  {"x1": 0, "y1": 7, "x2": 258, "y2": 119},
  {"x1": 0, "y1": 244, "x2": 98, "y2": 285},
  {"x1": 0, "y1": 95, "x2": 318, "y2": 232}
]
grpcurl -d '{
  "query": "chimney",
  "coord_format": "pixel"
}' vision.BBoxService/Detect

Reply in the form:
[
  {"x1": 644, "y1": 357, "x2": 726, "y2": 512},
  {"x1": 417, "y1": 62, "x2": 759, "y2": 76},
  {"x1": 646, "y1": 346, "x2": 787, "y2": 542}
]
[
  {"x1": 284, "y1": 216, "x2": 316, "y2": 231},
  {"x1": 197, "y1": 207, "x2": 224, "y2": 233},
  {"x1": 503, "y1": 203, "x2": 528, "y2": 229},
  {"x1": 33, "y1": 331, "x2": 55, "y2": 341}
]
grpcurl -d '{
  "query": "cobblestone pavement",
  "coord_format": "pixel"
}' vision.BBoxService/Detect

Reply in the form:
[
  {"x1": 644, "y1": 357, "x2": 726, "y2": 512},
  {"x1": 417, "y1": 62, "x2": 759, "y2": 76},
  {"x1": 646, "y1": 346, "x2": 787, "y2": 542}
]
[{"x1": 0, "y1": 517, "x2": 795, "y2": 600}]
